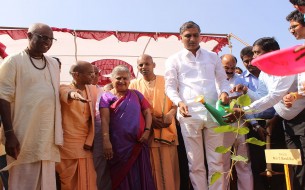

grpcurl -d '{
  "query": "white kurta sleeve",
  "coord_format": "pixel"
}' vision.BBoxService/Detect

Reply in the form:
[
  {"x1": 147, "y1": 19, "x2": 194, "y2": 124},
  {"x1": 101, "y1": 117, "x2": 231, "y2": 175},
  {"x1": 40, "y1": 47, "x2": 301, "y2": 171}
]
[
  {"x1": 214, "y1": 56, "x2": 231, "y2": 95},
  {"x1": 245, "y1": 75, "x2": 295, "y2": 114},
  {"x1": 164, "y1": 57, "x2": 182, "y2": 106},
  {"x1": 0, "y1": 56, "x2": 16, "y2": 102}
]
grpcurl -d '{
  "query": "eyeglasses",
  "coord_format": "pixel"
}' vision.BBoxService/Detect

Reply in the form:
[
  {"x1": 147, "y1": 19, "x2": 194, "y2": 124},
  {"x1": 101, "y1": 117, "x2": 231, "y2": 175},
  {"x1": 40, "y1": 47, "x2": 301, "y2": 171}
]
[
  {"x1": 33, "y1": 33, "x2": 57, "y2": 42},
  {"x1": 79, "y1": 71, "x2": 95, "y2": 76},
  {"x1": 288, "y1": 24, "x2": 300, "y2": 31}
]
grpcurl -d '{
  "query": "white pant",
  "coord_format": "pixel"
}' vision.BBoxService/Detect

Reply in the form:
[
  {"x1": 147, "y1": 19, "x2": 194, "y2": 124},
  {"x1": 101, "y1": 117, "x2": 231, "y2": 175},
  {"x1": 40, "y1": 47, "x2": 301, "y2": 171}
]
[
  {"x1": 223, "y1": 131, "x2": 253, "y2": 190},
  {"x1": 9, "y1": 160, "x2": 56, "y2": 190},
  {"x1": 178, "y1": 114, "x2": 226, "y2": 190}
]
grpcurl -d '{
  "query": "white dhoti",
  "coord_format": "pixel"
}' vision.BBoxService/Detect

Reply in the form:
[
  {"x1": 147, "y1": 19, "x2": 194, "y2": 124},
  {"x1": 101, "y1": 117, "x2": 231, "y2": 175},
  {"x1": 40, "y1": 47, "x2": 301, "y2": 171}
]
[{"x1": 9, "y1": 160, "x2": 56, "y2": 190}]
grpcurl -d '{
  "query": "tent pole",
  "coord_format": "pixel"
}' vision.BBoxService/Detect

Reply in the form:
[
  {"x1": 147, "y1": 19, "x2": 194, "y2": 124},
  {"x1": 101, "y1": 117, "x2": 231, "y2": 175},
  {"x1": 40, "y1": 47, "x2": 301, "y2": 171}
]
[
  {"x1": 73, "y1": 30, "x2": 78, "y2": 62},
  {"x1": 229, "y1": 33, "x2": 250, "y2": 47},
  {"x1": 227, "y1": 35, "x2": 232, "y2": 54},
  {"x1": 142, "y1": 36, "x2": 152, "y2": 54}
]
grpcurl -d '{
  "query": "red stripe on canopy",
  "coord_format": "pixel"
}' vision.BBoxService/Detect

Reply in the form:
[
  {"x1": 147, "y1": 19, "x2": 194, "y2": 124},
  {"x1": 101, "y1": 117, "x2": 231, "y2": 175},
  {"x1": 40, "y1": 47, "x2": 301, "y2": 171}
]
[
  {"x1": 0, "y1": 27, "x2": 229, "y2": 59},
  {"x1": 92, "y1": 59, "x2": 136, "y2": 86}
]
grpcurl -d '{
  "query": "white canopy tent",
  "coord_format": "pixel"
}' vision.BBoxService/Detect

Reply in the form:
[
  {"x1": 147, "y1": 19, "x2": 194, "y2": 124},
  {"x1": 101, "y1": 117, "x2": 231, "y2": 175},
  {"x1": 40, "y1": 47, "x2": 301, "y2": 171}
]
[{"x1": 0, "y1": 27, "x2": 230, "y2": 85}]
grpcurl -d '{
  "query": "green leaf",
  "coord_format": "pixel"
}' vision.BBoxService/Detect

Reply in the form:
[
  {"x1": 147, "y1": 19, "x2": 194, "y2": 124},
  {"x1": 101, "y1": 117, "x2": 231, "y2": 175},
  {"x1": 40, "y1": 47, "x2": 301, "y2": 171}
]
[
  {"x1": 215, "y1": 146, "x2": 232, "y2": 154},
  {"x1": 229, "y1": 99, "x2": 237, "y2": 111},
  {"x1": 231, "y1": 155, "x2": 248, "y2": 163},
  {"x1": 214, "y1": 125, "x2": 236, "y2": 133},
  {"x1": 210, "y1": 172, "x2": 222, "y2": 186},
  {"x1": 234, "y1": 127, "x2": 250, "y2": 135},
  {"x1": 236, "y1": 94, "x2": 251, "y2": 106},
  {"x1": 246, "y1": 137, "x2": 267, "y2": 146}
]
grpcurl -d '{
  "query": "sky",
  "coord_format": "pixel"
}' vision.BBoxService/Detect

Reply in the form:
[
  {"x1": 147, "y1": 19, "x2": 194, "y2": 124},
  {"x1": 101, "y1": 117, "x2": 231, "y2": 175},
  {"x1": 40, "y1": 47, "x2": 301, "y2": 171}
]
[{"x1": 0, "y1": 0, "x2": 300, "y2": 70}]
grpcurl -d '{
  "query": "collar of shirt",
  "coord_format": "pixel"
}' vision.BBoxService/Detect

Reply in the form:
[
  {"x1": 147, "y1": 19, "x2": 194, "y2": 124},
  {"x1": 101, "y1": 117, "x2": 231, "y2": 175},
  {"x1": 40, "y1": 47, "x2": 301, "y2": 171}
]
[
  {"x1": 182, "y1": 47, "x2": 202, "y2": 58},
  {"x1": 228, "y1": 74, "x2": 238, "y2": 83},
  {"x1": 243, "y1": 70, "x2": 257, "y2": 78}
]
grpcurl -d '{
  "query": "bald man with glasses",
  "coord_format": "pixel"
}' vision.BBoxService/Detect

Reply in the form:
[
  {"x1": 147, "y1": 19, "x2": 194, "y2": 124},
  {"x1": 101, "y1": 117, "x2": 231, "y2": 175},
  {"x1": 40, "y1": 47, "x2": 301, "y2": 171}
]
[{"x1": 0, "y1": 23, "x2": 62, "y2": 190}]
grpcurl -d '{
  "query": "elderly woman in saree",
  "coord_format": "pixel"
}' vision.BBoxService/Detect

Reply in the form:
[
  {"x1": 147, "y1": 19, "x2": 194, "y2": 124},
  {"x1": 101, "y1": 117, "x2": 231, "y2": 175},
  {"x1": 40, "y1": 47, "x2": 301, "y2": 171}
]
[{"x1": 99, "y1": 65, "x2": 156, "y2": 190}]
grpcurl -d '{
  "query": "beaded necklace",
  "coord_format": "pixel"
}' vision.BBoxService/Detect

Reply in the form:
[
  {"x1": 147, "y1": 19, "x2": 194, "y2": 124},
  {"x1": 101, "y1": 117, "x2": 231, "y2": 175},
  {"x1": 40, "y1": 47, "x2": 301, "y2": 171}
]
[{"x1": 25, "y1": 48, "x2": 46, "y2": 70}]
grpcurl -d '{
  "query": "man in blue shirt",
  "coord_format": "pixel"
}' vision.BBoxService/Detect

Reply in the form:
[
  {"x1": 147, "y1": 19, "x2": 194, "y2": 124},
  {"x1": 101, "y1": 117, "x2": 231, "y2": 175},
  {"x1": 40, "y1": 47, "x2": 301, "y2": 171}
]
[{"x1": 235, "y1": 46, "x2": 260, "y2": 92}]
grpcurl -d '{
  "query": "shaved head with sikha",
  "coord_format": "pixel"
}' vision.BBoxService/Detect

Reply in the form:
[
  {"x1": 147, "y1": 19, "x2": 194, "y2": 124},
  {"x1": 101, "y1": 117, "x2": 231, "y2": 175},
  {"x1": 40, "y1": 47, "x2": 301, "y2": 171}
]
[
  {"x1": 137, "y1": 54, "x2": 156, "y2": 81},
  {"x1": 71, "y1": 61, "x2": 95, "y2": 86}
]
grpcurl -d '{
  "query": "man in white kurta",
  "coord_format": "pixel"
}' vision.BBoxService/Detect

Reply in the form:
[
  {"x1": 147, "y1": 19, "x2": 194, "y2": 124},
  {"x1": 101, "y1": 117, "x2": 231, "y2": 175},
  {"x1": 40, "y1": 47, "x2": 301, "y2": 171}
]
[
  {"x1": 165, "y1": 21, "x2": 231, "y2": 190},
  {"x1": 0, "y1": 23, "x2": 62, "y2": 190}
]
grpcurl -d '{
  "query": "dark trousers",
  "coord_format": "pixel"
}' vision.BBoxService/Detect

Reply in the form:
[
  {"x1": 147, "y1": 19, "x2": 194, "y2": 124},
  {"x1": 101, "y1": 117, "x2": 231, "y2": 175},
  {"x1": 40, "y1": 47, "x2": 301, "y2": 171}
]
[
  {"x1": 0, "y1": 155, "x2": 8, "y2": 190},
  {"x1": 284, "y1": 134, "x2": 305, "y2": 190},
  {"x1": 248, "y1": 117, "x2": 286, "y2": 190},
  {"x1": 282, "y1": 108, "x2": 305, "y2": 190}
]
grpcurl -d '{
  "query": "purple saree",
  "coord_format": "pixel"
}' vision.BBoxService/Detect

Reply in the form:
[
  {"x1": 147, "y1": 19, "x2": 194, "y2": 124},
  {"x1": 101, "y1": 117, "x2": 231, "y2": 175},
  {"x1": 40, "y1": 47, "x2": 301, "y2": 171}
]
[{"x1": 99, "y1": 89, "x2": 155, "y2": 190}]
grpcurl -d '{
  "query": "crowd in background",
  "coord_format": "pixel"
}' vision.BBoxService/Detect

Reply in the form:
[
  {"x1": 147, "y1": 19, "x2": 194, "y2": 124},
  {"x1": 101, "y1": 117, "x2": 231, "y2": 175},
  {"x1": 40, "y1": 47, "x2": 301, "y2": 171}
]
[{"x1": 0, "y1": 1, "x2": 305, "y2": 190}]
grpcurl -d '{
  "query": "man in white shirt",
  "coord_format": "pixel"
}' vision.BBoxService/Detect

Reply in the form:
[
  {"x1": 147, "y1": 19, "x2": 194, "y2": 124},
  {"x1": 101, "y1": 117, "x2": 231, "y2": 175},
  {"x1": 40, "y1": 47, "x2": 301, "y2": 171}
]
[
  {"x1": 284, "y1": 10, "x2": 305, "y2": 100},
  {"x1": 221, "y1": 54, "x2": 238, "y2": 81},
  {"x1": 226, "y1": 37, "x2": 296, "y2": 190},
  {"x1": 229, "y1": 38, "x2": 295, "y2": 127},
  {"x1": 165, "y1": 21, "x2": 230, "y2": 190},
  {"x1": 221, "y1": 54, "x2": 253, "y2": 190},
  {"x1": 290, "y1": 0, "x2": 305, "y2": 52},
  {"x1": 277, "y1": 10, "x2": 305, "y2": 190}
]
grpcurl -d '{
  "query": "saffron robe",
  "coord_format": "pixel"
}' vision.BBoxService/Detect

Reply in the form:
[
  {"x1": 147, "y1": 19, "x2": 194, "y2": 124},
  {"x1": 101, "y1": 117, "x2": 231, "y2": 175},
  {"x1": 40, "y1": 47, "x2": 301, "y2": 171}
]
[
  {"x1": 57, "y1": 84, "x2": 97, "y2": 190},
  {"x1": 129, "y1": 75, "x2": 180, "y2": 190}
]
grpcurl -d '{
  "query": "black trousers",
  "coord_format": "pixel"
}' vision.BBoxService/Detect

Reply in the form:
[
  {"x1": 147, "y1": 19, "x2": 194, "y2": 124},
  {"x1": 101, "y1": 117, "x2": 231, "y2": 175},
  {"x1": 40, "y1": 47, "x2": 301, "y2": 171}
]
[
  {"x1": 248, "y1": 117, "x2": 286, "y2": 190},
  {"x1": 0, "y1": 155, "x2": 8, "y2": 190},
  {"x1": 282, "y1": 108, "x2": 305, "y2": 190}
]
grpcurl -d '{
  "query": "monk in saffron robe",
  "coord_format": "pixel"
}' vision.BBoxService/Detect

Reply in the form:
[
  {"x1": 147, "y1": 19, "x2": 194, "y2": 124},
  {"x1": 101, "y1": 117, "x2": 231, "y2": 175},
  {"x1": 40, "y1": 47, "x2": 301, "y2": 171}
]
[
  {"x1": 129, "y1": 54, "x2": 180, "y2": 190},
  {"x1": 100, "y1": 65, "x2": 155, "y2": 190},
  {"x1": 56, "y1": 61, "x2": 97, "y2": 190}
]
